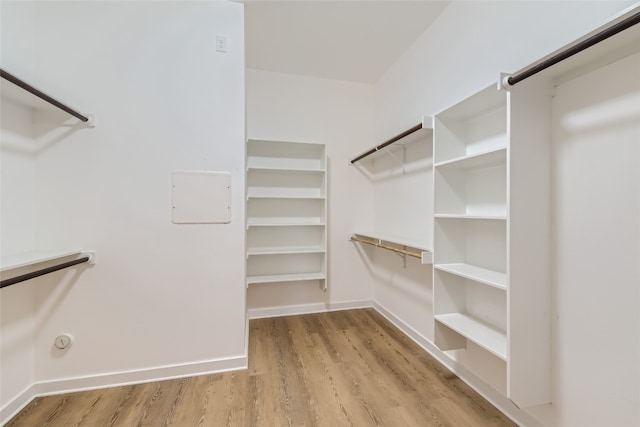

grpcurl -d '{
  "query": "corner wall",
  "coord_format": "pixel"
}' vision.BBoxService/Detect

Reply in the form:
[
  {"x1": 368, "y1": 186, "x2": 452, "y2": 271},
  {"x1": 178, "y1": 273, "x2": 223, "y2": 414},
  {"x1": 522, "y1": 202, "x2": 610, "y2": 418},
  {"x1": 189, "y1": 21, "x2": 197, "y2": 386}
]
[{"x1": 1, "y1": 1, "x2": 38, "y2": 418}]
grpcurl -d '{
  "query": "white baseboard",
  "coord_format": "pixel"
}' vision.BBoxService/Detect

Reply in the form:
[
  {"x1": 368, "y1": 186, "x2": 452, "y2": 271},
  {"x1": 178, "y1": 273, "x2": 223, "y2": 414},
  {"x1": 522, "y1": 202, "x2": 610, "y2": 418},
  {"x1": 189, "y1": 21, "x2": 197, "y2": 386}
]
[
  {"x1": 1, "y1": 355, "x2": 247, "y2": 426},
  {"x1": 372, "y1": 301, "x2": 542, "y2": 427},
  {"x1": 0, "y1": 384, "x2": 37, "y2": 427},
  {"x1": 248, "y1": 299, "x2": 372, "y2": 319}
]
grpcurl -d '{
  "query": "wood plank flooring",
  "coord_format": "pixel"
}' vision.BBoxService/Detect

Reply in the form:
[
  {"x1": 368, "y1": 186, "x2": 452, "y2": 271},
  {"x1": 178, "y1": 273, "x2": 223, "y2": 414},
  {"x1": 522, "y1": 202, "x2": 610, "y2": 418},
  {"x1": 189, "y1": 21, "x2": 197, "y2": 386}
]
[{"x1": 6, "y1": 308, "x2": 515, "y2": 426}]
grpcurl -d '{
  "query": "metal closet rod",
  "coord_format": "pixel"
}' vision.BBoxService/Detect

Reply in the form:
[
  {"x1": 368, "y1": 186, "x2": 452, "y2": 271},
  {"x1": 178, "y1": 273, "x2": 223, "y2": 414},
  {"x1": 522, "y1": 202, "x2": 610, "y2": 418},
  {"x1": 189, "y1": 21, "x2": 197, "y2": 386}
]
[
  {"x1": 350, "y1": 235, "x2": 422, "y2": 259},
  {"x1": 507, "y1": 11, "x2": 640, "y2": 86},
  {"x1": 350, "y1": 123, "x2": 423, "y2": 164},
  {"x1": 0, "y1": 68, "x2": 89, "y2": 122},
  {"x1": 0, "y1": 256, "x2": 90, "y2": 289}
]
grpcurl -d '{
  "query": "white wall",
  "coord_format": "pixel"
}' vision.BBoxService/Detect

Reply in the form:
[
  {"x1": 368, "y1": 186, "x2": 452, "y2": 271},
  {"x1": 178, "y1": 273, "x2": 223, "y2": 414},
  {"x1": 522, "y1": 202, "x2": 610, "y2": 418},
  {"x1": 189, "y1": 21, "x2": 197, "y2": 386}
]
[
  {"x1": 1, "y1": 1, "x2": 246, "y2": 420},
  {"x1": 245, "y1": 68, "x2": 375, "y2": 316},
  {"x1": 545, "y1": 51, "x2": 639, "y2": 427},
  {"x1": 0, "y1": 113, "x2": 38, "y2": 424},
  {"x1": 0, "y1": 1, "x2": 38, "y2": 418},
  {"x1": 372, "y1": 1, "x2": 638, "y2": 426}
]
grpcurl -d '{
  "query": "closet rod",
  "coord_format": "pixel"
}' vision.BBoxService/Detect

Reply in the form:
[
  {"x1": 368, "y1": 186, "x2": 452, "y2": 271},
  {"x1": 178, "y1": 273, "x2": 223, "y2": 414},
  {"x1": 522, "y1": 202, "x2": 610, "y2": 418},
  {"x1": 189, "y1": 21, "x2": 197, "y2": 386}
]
[
  {"x1": 350, "y1": 123, "x2": 422, "y2": 164},
  {"x1": 506, "y1": 11, "x2": 640, "y2": 86},
  {"x1": 0, "y1": 256, "x2": 90, "y2": 289},
  {"x1": 350, "y1": 235, "x2": 421, "y2": 259},
  {"x1": 0, "y1": 68, "x2": 89, "y2": 122}
]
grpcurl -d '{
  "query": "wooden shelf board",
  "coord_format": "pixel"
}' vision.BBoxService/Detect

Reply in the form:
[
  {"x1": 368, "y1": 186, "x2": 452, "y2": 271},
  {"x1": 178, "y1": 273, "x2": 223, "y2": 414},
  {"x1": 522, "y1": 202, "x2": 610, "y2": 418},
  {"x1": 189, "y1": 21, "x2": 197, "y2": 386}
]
[
  {"x1": 247, "y1": 272, "x2": 326, "y2": 285},
  {"x1": 435, "y1": 313, "x2": 507, "y2": 360},
  {"x1": 435, "y1": 263, "x2": 507, "y2": 290},
  {"x1": 1, "y1": 249, "x2": 83, "y2": 272}
]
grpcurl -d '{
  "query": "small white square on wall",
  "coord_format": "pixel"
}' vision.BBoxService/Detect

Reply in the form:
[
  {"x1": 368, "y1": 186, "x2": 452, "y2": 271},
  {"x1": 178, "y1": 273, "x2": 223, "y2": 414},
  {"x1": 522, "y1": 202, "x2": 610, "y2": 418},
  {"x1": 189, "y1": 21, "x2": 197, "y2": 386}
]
[{"x1": 171, "y1": 171, "x2": 231, "y2": 224}]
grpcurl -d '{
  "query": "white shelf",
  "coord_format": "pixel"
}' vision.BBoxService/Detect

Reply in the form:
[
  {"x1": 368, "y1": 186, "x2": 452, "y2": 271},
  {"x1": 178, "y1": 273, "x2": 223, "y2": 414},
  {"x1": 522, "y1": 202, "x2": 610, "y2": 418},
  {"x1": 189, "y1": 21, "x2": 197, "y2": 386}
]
[
  {"x1": 247, "y1": 272, "x2": 326, "y2": 285},
  {"x1": 1, "y1": 249, "x2": 83, "y2": 272},
  {"x1": 247, "y1": 195, "x2": 325, "y2": 200},
  {"x1": 247, "y1": 222, "x2": 325, "y2": 228},
  {"x1": 435, "y1": 313, "x2": 507, "y2": 360},
  {"x1": 434, "y1": 147, "x2": 507, "y2": 169},
  {"x1": 247, "y1": 166, "x2": 325, "y2": 174},
  {"x1": 434, "y1": 214, "x2": 506, "y2": 220},
  {"x1": 247, "y1": 246, "x2": 325, "y2": 256},
  {"x1": 435, "y1": 263, "x2": 507, "y2": 290}
]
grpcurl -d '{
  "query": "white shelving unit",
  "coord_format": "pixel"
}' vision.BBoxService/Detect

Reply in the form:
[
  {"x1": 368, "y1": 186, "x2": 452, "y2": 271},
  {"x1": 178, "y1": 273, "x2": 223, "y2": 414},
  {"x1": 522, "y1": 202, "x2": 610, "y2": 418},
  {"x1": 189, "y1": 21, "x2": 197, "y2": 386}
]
[
  {"x1": 432, "y1": 82, "x2": 551, "y2": 408},
  {"x1": 246, "y1": 140, "x2": 327, "y2": 288}
]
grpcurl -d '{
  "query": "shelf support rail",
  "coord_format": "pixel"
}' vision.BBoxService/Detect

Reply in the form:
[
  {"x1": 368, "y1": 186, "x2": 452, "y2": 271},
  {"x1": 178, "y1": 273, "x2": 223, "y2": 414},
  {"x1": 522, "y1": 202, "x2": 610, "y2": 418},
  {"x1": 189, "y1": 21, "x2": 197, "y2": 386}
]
[
  {"x1": 350, "y1": 235, "x2": 421, "y2": 260},
  {"x1": 0, "y1": 68, "x2": 92, "y2": 123},
  {"x1": 0, "y1": 255, "x2": 92, "y2": 289},
  {"x1": 503, "y1": 10, "x2": 640, "y2": 87},
  {"x1": 350, "y1": 123, "x2": 423, "y2": 164}
]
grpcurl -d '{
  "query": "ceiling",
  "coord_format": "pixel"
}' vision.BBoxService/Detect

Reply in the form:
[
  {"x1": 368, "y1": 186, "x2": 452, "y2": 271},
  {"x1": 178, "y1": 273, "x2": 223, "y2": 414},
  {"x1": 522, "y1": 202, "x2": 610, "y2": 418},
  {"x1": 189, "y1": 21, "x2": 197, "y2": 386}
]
[{"x1": 244, "y1": 1, "x2": 451, "y2": 84}]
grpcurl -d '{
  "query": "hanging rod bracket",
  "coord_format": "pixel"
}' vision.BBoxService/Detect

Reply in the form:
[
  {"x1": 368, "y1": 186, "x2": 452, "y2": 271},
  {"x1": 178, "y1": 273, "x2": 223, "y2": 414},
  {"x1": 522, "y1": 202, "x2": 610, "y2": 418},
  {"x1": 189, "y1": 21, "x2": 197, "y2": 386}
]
[
  {"x1": 82, "y1": 250, "x2": 97, "y2": 265},
  {"x1": 83, "y1": 114, "x2": 97, "y2": 128},
  {"x1": 499, "y1": 73, "x2": 513, "y2": 91}
]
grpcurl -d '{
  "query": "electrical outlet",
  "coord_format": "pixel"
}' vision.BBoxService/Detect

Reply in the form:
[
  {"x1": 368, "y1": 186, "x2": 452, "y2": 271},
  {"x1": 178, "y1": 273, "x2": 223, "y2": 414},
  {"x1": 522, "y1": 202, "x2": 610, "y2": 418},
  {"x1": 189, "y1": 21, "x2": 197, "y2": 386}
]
[
  {"x1": 54, "y1": 334, "x2": 73, "y2": 350},
  {"x1": 216, "y1": 36, "x2": 227, "y2": 53}
]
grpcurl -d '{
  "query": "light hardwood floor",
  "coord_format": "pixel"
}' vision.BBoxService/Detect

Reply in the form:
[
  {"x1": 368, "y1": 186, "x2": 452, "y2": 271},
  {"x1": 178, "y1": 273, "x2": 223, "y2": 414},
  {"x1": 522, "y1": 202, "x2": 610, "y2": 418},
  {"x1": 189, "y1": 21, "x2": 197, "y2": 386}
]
[{"x1": 6, "y1": 308, "x2": 515, "y2": 426}]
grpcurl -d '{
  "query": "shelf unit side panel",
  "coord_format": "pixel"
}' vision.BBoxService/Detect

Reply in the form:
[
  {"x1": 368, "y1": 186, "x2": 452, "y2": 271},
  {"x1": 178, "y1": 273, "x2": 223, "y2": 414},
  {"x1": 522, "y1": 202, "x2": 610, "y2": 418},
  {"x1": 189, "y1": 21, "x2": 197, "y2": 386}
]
[{"x1": 506, "y1": 78, "x2": 552, "y2": 407}]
